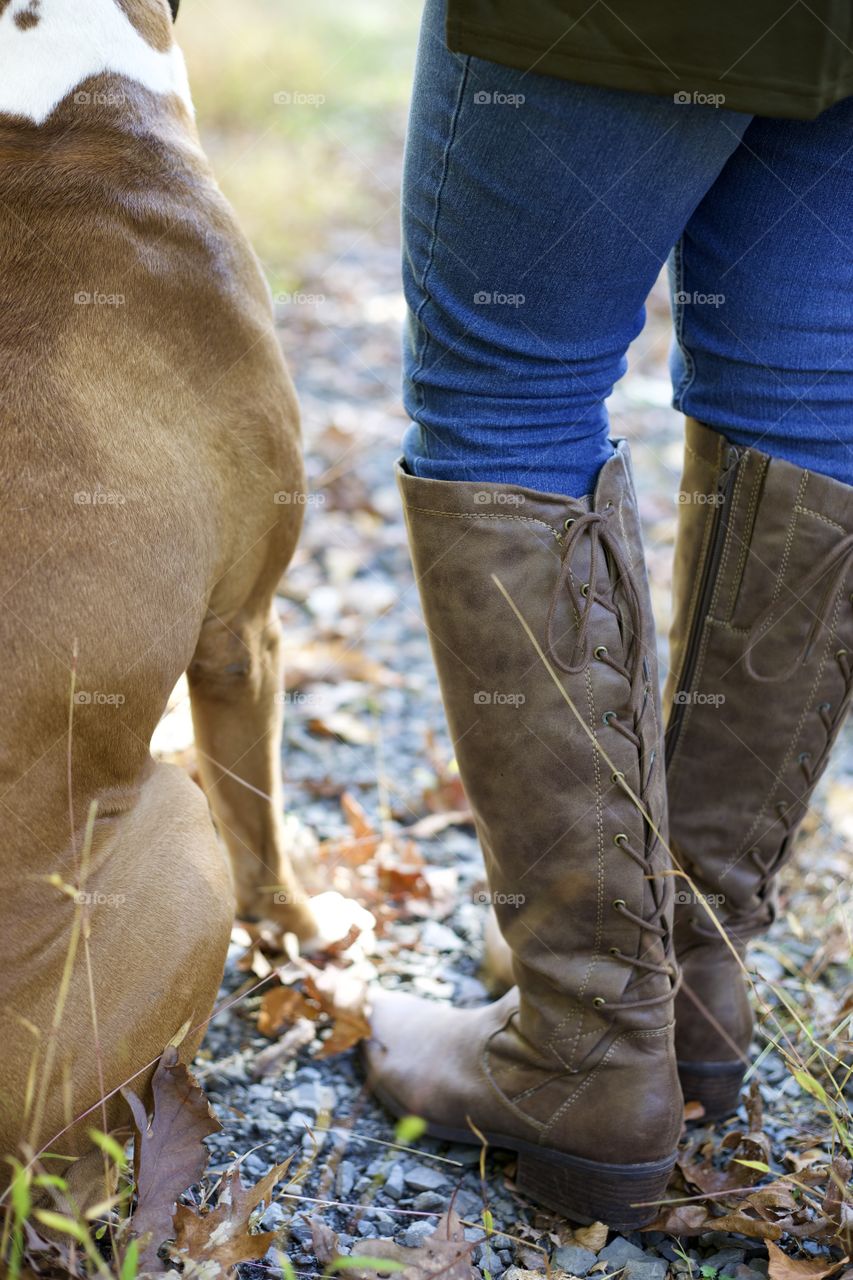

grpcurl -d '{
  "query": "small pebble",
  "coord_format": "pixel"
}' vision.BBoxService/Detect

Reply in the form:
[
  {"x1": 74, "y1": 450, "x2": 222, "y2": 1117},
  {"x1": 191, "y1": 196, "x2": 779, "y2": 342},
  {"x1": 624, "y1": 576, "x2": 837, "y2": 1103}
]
[
  {"x1": 599, "y1": 1237, "x2": 648, "y2": 1268},
  {"x1": 400, "y1": 1220, "x2": 437, "y2": 1248},
  {"x1": 553, "y1": 1245, "x2": 598, "y2": 1276},
  {"x1": 384, "y1": 1164, "x2": 406, "y2": 1199},
  {"x1": 622, "y1": 1259, "x2": 668, "y2": 1280},
  {"x1": 412, "y1": 1190, "x2": 447, "y2": 1211},
  {"x1": 404, "y1": 1164, "x2": 447, "y2": 1193}
]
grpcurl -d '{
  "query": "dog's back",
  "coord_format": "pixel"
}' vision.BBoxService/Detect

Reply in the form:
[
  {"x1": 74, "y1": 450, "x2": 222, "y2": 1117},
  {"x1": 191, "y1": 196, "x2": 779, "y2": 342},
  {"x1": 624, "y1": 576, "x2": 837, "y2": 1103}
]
[{"x1": 0, "y1": 0, "x2": 304, "y2": 1193}]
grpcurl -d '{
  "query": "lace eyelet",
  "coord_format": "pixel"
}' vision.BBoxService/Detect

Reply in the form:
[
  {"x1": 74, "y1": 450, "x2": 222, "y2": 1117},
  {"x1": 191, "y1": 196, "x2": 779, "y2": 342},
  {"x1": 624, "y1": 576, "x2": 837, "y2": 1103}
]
[
  {"x1": 564, "y1": 517, "x2": 576, "y2": 531},
  {"x1": 798, "y1": 751, "x2": 811, "y2": 763},
  {"x1": 609, "y1": 946, "x2": 620, "y2": 956},
  {"x1": 603, "y1": 710, "x2": 617, "y2": 725},
  {"x1": 836, "y1": 649, "x2": 848, "y2": 660},
  {"x1": 612, "y1": 898, "x2": 626, "y2": 910},
  {"x1": 613, "y1": 832, "x2": 628, "y2": 847},
  {"x1": 818, "y1": 702, "x2": 832, "y2": 712},
  {"x1": 611, "y1": 770, "x2": 625, "y2": 784},
  {"x1": 581, "y1": 582, "x2": 590, "y2": 597},
  {"x1": 594, "y1": 645, "x2": 608, "y2": 659},
  {"x1": 592, "y1": 996, "x2": 606, "y2": 1007}
]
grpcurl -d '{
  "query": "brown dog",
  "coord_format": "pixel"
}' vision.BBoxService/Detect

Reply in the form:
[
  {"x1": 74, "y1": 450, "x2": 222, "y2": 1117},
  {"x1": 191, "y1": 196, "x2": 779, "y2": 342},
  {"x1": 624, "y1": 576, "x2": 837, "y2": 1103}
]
[{"x1": 0, "y1": 0, "x2": 353, "y2": 1212}]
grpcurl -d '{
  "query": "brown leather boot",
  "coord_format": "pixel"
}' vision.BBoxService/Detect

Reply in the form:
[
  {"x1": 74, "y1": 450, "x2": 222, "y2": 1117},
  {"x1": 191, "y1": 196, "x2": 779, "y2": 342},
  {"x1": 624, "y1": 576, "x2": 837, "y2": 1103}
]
[
  {"x1": 664, "y1": 419, "x2": 853, "y2": 1120},
  {"x1": 365, "y1": 443, "x2": 681, "y2": 1229}
]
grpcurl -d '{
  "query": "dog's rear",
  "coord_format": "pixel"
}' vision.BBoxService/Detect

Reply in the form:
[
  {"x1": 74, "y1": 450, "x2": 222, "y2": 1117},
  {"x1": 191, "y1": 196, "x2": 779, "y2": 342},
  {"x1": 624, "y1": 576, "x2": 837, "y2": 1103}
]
[{"x1": 0, "y1": 0, "x2": 314, "y2": 1205}]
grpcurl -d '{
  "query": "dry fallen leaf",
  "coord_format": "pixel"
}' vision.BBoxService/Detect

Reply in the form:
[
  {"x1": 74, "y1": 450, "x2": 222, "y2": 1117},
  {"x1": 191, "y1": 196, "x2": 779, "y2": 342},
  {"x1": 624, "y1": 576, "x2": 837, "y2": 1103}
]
[
  {"x1": 171, "y1": 1158, "x2": 292, "y2": 1273},
  {"x1": 124, "y1": 1044, "x2": 221, "y2": 1270},
  {"x1": 642, "y1": 1203, "x2": 709, "y2": 1235},
  {"x1": 766, "y1": 1241, "x2": 849, "y2": 1280},
  {"x1": 308, "y1": 710, "x2": 373, "y2": 745},
  {"x1": 304, "y1": 967, "x2": 371, "y2": 1058},
  {"x1": 310, "y1": 1216, "x2": 341, "y2": 1265},
  {"x1": 318, "y1": 791, "x2": 381, "y2": 868},
  {"x1": 256, "y1": 962, "x2": 371, "y2": 1058},
  {"x1": 252, "y1": 1018, "x2": 317, "y2": 1077},
  {"x1": 282, "y1": 636, "x2": 401, "y2": 689},
  {"x1": 823, "y1": 1155, "x2": 853, "y2": 1224},
  {"x1": 405, "y1": 811, "x2": 473, "y2": 839},
  {"x1": 347, "y1": 1208, "x2": 474, "y2": 1280},
  {"x1": 258, "y1": 985, "x2": 315, "y2": 1037},
  {"x1": 572, "y1": 1221, "x2": 609, "y2": 1252}
]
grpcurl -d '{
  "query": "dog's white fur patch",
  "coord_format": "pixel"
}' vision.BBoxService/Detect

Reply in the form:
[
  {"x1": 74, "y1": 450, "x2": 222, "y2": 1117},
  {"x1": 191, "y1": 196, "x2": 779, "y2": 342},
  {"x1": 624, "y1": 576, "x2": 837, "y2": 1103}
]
[{"x1": 0, "y1": 0, "x2": 193, "y2": 125}]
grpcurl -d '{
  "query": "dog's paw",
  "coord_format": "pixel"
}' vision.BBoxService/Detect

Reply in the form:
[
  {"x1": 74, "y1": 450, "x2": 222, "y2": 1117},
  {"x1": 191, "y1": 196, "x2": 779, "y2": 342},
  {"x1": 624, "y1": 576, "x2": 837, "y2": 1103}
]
[{"x1": 302, "y1": 890, "x2": 375, "y2": 952}]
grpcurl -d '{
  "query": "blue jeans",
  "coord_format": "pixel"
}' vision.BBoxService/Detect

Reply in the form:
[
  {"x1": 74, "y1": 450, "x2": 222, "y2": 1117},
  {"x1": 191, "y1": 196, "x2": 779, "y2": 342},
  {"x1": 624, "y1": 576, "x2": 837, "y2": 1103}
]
[{"x1": 402, "y1": 0, "x2": 853, "y2": 496}]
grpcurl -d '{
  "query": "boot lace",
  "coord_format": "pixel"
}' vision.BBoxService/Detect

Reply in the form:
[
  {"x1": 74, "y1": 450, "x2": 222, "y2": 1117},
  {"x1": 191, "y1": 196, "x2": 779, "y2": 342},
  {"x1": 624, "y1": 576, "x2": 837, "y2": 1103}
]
[
  {"x1": 689, "y1": 534, "x2": 853, "y2": 939},
  {"x1": 546, "y1": 507, "x2": 678, "y2": 1012}
]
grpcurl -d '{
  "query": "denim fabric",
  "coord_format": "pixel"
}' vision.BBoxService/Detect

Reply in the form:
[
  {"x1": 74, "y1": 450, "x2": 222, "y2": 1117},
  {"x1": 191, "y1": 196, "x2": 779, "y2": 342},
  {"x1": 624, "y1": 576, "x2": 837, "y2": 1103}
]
[{"x1": 402, "y1": 0, "x2": 853, "y2": 495}]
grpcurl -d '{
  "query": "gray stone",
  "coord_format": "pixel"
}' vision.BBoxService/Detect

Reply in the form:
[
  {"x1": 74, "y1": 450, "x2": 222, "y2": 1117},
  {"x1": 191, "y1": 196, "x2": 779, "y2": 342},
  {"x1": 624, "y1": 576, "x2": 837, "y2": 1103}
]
[
  {"x1": 401, "y1": 1221, "x2": 437, "y2": 1248},
  {"x1": 404, "y1": 1164, "x2": 447, "y2": 1193},
  {"x1": 286, "y1": 1109, "x2": 313, "y2": 1133},
  {"x1": 704, "y1": 1251, "x2": 746, "y2": 1276},
  {"x1": 357, "y1": 1221, "x2": 378, "y2": 1238},
  {"x1": 261, "y1": 1202, "x2": 287, "y2": 1231},
  {"x1": 622, "y1": 1259, "x2": 668, "y2": 1280},
  {"x1": 412, "y1": 1191, "x2": 447, "y2": 1211},
  {"x1": 336, "y1": 1160, "x2": 356, "y2": 1200},
  {"x1": 553, "y1": 1245, "x2": 598, "y2": 1276},
  {"x1": 600, "y1": 1238, "x2": 648, "y2": 1268},
  {"x1": 384, "y1": 1163, "x2": 405, "y2": 1200},
  {"x1": 247, "y1": 1082, "x2": 276, "y2": 1102},
  {"x1": 476, "y1": 1243, "x2": 503, "y2": 1275},
  {"x1": 289, "y1": 1081, "x2": 336, "y2": 1115},
  {"x1": 289, "y1": 1220, "x2": 314, "y2": 1248}
]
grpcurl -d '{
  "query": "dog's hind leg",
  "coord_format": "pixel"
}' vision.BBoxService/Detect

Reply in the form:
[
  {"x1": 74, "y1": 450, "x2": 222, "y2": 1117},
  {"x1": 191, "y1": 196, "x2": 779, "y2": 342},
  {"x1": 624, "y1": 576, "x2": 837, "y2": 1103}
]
[{"x1": 186, "y1": 587, "x2": 323, "y2": 941}]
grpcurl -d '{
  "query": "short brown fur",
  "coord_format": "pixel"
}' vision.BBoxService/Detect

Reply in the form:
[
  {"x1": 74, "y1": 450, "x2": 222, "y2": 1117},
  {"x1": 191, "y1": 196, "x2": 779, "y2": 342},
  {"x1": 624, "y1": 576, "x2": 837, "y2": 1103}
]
[{"x1": 0, "y1": 27, "x2": 316, "y2": 1206}]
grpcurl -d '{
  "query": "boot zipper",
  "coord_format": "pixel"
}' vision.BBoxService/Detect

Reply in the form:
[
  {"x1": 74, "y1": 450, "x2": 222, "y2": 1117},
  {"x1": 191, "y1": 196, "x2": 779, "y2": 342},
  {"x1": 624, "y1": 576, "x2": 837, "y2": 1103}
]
[{"x1": 664, "y1": 444, "x2": 744, "y2": 767}]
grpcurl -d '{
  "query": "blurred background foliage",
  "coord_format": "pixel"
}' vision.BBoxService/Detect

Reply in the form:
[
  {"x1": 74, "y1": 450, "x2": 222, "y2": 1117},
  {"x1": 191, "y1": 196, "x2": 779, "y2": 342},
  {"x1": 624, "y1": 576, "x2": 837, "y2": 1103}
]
[{"x1": 180, "y1": 0, "x2": 420, "y2": 291}]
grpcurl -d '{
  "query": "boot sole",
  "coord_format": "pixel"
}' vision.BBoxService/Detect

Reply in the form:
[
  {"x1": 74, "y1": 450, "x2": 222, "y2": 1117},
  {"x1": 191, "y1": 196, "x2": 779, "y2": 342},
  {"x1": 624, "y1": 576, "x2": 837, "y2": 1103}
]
[
  {"x1": 678, "y1": 1059, "x2": 746, "y2": 1122},
  {"x1": 370, "y1": 1080, "x2": 675, "y2": 1230}
]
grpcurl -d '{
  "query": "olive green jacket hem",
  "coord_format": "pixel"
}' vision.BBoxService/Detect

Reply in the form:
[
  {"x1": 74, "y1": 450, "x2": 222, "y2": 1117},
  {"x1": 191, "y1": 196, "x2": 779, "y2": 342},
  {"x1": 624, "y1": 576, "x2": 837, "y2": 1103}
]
[{"x1": 446, "y1": 9, "x2": 853, "y2": 120}]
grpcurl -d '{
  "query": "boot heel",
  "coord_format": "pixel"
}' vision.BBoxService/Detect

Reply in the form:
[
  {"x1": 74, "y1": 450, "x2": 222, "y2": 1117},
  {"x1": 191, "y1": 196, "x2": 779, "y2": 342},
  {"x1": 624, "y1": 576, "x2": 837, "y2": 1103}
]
[
  {"x1": 515, "y1": 1149, "x2": 675, "y2": 1230},
  {"x1": 678, "y1": 1060, "x2": 745, "y2": 1122}
]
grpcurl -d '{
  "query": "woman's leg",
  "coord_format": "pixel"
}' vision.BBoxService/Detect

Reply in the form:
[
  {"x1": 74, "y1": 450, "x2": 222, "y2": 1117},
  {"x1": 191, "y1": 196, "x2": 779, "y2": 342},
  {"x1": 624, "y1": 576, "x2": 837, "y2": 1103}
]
[
  {"x1": 673, "y1": 97, "x2": 853, "y2": 483},
  {"x1": 664, "y1": 101, "x2": 853, "y2": 1117},
  {"x1": 366, "y1": 0, "x2": 763, "y2": 1226},
  {"x1": 402, "y1": 0, "x2": 751, "y2": 497}
]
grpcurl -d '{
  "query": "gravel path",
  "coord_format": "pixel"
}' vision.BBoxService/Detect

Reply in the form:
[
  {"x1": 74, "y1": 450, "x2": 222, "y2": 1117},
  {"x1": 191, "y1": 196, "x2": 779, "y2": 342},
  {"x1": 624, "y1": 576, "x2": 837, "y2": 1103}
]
[{"x1": 165, "y1": 234, "x2": 851, "y2": 1279}]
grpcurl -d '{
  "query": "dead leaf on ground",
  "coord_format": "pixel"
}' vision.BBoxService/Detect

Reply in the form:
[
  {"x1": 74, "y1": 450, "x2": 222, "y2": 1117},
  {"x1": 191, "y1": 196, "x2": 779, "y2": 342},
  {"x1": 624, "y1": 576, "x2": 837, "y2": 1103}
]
[
  {"x1": 256, "y1": 961, "x2": 371, "y2": 1058},
  {"x1": 258, "y1": 985, "x2": 315, "y2": 1037},
  {"x1": 422, "y1": 731, "x2": 469, "y2": 816},
  {"x1": 308, "y1": 708, "x2": 374, "y2": 745},
  {"x1": 171, "y1": 1158, "x2": 292, "y2": 1273},
  {"x1": 572, "y1": 1221, "x2": 608, "y2": 1252},
  {"x1": 642, "y1": 1203, "x2": 710, "y2": 1235},
  {"x1": 282, "y1": 637, "x2": 401, "y2": 690},
  {"x1": 319, "y1": 791, "x2": 381, "y2": 868},
  {"x1": 252, "y1": 1018, "x2": 317, "y2": 1077},
  {"x1": 766, "y1": 1241, "x2": 849, "y2": 1280},
  {"x1": 346, "y1": 1208, "x2": 474, "y2": 1280},
  {"x1": 405, "y1": 811, "x2": 474, "y2": 839},
  {"x1": 124, "y1": 1044, "x2": 221, "y2": 1270},
  {"x1": 310, "y1": 1216, "x2": 341, "y2": 1264},
  {"x1": 304, "y1": 965, "x2": 371, "y2": 1057},
  {"x1": 823, "y1": 1155, "x2": 853, "y2": 1224}
]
